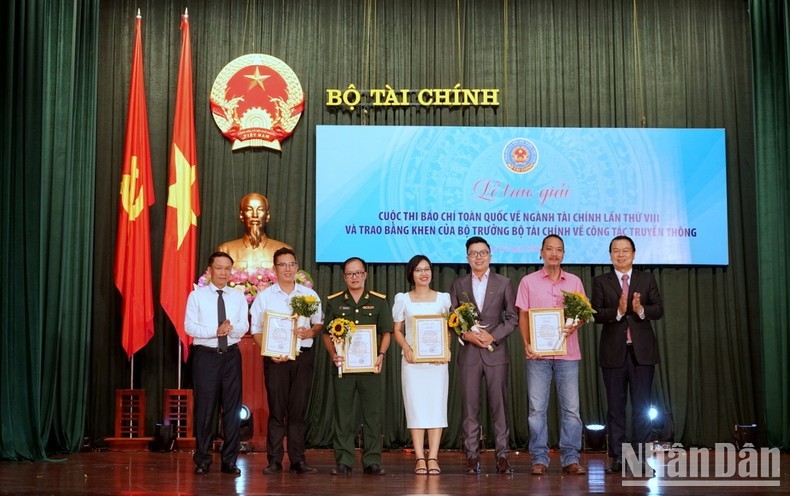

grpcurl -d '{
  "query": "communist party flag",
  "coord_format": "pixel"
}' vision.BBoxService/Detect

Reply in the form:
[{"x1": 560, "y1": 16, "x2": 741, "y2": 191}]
[
  {"x1": 161, "y1": 10, "x2": 200, "y2": 362},
  {"x1": 114, "y1": 12, "x2": 155, "y2": 359}
]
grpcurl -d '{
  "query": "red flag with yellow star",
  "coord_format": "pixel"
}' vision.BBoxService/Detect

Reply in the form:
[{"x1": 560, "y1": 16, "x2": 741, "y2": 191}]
[
  {"x1": 161, "y1": 11, "x2": 200, "y2": 361},
  {"x1": 114, "y1": 13, "x2": 155, "y2": 358}
]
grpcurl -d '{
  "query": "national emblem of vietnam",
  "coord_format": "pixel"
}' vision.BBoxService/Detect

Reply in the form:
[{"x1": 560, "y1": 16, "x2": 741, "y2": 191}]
[{"x1": 210, "y1": 53, "x2": 304, "y2": 151}]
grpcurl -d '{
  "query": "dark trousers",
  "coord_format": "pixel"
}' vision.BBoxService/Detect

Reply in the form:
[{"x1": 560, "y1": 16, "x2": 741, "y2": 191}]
[
  {"x1": 601, "y1": 345, "x2": 655, "y2": 460},
  {"x1": 263, "y1": 347, "x2": 315, "y2": 465},
  {"x1": 332, "y1": 372, "x2": 383, "y2": 468},
  {"x1": 192, "y1": 345, "x2": 242, "y2": 467}
]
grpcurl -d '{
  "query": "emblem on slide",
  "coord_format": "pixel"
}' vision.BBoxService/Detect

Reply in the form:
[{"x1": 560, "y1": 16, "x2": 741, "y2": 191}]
[
  {"x1": 210, "y1": 53, "x2": 304, "y2": 151},
  {"x1": 503, "y1": 138, "x2": 538, "y2": 174}
]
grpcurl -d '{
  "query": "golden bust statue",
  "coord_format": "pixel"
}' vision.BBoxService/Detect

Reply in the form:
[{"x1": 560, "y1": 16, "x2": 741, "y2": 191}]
[{"x1": 216, "y1": 193, "x2": 292, "y2": 270}]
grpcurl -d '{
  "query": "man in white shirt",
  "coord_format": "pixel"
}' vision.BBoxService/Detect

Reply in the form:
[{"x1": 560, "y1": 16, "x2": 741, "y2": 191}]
[
  {"x1": 250, "y1": 248, "x2": 323, "y2": 474},
  {"x1": 185, "y1": 251, "x2": 250, "y2": 476}
]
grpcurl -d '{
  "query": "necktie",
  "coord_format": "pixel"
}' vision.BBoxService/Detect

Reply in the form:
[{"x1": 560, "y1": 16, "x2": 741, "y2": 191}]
[
  {"x1": 217, "y1": 289, "x2": 228, "y2": 352},
  {"x1": 621, "y1": 274, "x2": 632, "y2": 343}
]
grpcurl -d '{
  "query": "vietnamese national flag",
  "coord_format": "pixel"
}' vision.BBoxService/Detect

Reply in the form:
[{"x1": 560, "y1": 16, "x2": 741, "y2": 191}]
[
  {"x1": 114, "y1": 13, "x2": 155, "y2": 359},
  {"x1": 161, "y1": 10, "x2": 200, "y2": 362}
]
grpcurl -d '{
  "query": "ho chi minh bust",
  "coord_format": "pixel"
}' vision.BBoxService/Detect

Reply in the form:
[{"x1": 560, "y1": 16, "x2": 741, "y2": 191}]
[{"x1": 216, "y1": 193, "x2": 292, "y2": 270}]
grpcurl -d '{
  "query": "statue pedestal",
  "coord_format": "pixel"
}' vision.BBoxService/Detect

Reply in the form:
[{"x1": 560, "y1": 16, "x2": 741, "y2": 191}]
[{"x1": 239, "y1": 334, "x2": 268, "y2": 450}]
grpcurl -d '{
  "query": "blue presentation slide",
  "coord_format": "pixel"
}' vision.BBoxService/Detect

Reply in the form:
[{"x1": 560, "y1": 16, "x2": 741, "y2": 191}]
[{"x1": 316, "y1": 126, "x2": 728, "y2": 265}]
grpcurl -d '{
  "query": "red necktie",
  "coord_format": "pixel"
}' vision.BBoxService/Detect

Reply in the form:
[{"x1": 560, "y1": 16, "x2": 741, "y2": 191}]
[{"x1": 621, "y1": 274, "x2": 632, "y2": 343}]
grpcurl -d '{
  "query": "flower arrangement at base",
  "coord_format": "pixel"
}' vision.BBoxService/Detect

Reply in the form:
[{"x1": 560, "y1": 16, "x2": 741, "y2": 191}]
[
  {"x1": 448, "y1": 301, "x2": 493, "y2": 352},
  {"x1": 295, "y1": 269, "x2": 314, "y2": 288},
  {"x1": 197, "y1": 267, "x2": 314, "y2": 305},
  {"x1": 561, "y1": 290, "x2": 596, "y2": 326},
  {"x1": 327, "y1": 318, "x2": 356, "y2": 377}
]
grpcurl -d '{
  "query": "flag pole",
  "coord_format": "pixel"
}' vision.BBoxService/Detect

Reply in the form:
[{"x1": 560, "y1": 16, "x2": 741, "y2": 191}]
[
  {"x1": 161, "y1": 4, "x2": 199, "y2": 369},
  {"x1": 131, "y1": 5, "x2": 138, "y2": 392},
  {"x1": 181, "y1": 5, "x2": 187, "y2": 393}
]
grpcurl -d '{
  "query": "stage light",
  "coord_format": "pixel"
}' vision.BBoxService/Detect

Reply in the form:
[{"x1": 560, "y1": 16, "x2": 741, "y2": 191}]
[
  {"x1": 649, "y1": 407, "x2": 675, "y2": 450},
  {"x1": 239, "y1": 405, "x2": 253, "y2": 442},
  {"x1": 733, "y1": 424, "x2": 757, "y2": 450},
  {"x1": 584, "y1": 424, "x2": 607, "y2": 452},
  {"x1": 149, "y1": 423, "x2": 176, "y2": 452}
]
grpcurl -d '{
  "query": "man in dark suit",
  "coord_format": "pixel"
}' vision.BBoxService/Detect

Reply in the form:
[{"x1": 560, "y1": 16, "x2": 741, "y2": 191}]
[
  {"x1": 591, "y1": 236, "x2": 663, "y2": 475},
  {"x1": 449, "y1": 236, "x2": 518, "y2": 475}
]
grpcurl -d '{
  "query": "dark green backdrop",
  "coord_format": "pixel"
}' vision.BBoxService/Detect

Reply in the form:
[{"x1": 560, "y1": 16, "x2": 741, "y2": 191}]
[{"x1": 2, "y1": 0, "x2": 788, "y2": 461}]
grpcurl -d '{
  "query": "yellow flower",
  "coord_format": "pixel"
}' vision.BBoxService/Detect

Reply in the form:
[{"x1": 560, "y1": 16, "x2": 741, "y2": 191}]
[{"x1": 448, "y1": 313, "x2": 459, "y2": 328}]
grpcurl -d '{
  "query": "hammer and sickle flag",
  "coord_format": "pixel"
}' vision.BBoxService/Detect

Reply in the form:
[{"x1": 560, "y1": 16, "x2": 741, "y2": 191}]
[{"x1": 114, "y1": 12, "x2": 156, "y2": 359}]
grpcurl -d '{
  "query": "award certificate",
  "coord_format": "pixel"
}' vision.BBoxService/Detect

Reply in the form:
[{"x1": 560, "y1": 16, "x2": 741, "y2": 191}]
[
  {"x1": 260, "y1": 311, "x2": 297, "y2": 360},
  {"x1": 343, "y1": 325, "x2": 377, "y2": 373},
  {"x1": 411, "y1": 315, "x2": 450, "y2": 363},
  {"x1": 528, "y1": 308, "x2": 567, "y2": 356}
]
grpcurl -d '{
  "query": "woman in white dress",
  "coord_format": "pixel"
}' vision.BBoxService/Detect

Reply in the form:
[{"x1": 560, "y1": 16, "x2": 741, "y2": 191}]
[{"x1": 392, "y1": 255, "x2": 451, "y2": 475}]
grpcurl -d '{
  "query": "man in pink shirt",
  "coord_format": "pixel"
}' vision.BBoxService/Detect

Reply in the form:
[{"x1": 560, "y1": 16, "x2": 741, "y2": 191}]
[{"x1": 516, "y1": 234, "x2": 587, "y2": 476}]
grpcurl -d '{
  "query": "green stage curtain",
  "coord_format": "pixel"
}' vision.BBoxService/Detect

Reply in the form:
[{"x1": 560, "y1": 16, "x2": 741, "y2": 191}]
[
  {"x1": 89, "y1": 0, "x2": 761, "y2": 450},
  {"x1": 3, "y1": 0, "x2": 769, "y2": 459},
  {"x1": 0, "y1": 0, "x2": 98, "y2": 460},
  {"x1": 751, "y1": 0, "x2": 790, "y2": 450}
]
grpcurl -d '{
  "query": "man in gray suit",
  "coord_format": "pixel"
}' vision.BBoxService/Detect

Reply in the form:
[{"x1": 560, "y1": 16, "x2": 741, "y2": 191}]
[{"x1": 449, "y1": 236, "x2": 518, "y2": 475}]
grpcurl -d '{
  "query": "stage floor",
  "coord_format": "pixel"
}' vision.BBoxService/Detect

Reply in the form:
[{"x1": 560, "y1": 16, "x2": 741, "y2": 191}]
[{"x1": 0, "y1": 448, "x2": 786, "y2": 495}]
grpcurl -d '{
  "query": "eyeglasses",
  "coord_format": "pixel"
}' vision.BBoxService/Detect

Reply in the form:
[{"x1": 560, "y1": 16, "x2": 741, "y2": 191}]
[
  {"x1": 414, "y1": 267, "x2": 432, "y2": 274},
  {"x1": 467, "y1": 250, "x2": 490, "y2": 258},
  {"x1": 344, "y1": 271, "x2": 366, "y2": 278},
  {"x1": 275, "y1": 262, "x2": 297, "y2": 269}
]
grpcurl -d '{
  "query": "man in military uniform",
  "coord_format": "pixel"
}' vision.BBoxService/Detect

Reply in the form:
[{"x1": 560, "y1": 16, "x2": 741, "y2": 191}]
[{"x1": 322, "y1": 257, "x2": 392, "y2": 475}]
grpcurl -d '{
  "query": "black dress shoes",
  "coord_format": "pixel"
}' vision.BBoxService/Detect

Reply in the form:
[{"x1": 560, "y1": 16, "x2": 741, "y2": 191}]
[
  {"x1": 289, "y1": 461, "x2": 318, "y2": 474},
  {"x1": 605, "y1": 460, "x2": 623, "y2": 474},
  {"x1": 331, "y1": 464, "x2": 352, "y2": 475},
  {"x1": 263, "y1": 462, "x2": 283, "y2": 474},
  {"x1": 496, "y1": 457, "x2": 514, "y2": 474},
  {"x1": 221, "y1": 463, "x2": 241, "y2": 475},
  {"x1": 194, "y1": 464, "x2": 209, "y2": 475},
  {"x1": 465, "y1": 458, "x2": 481, "y2": 475},
  {"x1": 363, "y1": 464, "x2": 385, "y2": 475}
]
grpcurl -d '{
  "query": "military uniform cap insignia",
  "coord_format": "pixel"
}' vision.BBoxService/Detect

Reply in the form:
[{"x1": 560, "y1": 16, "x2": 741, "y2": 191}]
[{"x1": 210, "y1": 53, "x2": 304, "y2": 151}]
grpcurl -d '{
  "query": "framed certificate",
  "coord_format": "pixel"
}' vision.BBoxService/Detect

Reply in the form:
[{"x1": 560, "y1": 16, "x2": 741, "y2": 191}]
[
  {"x1": 343, "y1": 325, "x2": 377, "y2": 373},
  {"x1": 260, "y1": 311, "x2": 297, "y2": 360},
  {"x1": 411, "y1": 315, "x2": 450, "y2": 363},
  {"x1": 528, "y1": 308, "x2": 567, "y2": 356}
]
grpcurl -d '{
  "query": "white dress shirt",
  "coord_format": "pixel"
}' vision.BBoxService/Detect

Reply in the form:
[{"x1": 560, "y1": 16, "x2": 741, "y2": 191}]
[
  {"x1": 471, "y1": 268, "x2": 490, "y2": 310},
  {"x1": 185, "y1": 283, "x2": 249, "y2": 347},
  {"x1": 250, "y1": 283, "x2": 323, "y2": 348}
]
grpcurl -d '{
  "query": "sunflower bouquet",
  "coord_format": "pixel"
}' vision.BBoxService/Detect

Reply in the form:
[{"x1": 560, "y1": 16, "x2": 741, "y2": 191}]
[
  {"x1": 327, "y1": 318, "x2": 356, "y2": 377},
  {"x1": 561, "y1": 290, "x2": 596, "y2": 325},
  {"x1": 448, "y1": 301, "x2": 493, "y2": 352}
]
